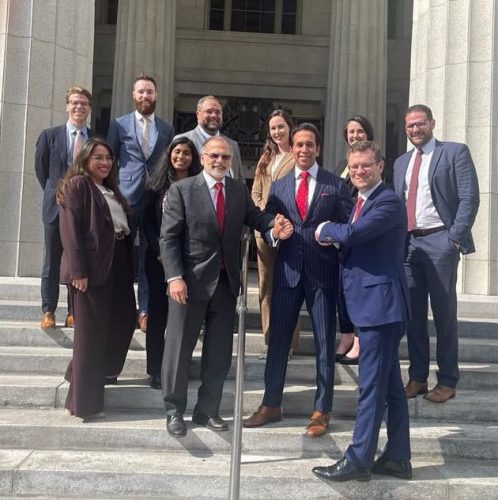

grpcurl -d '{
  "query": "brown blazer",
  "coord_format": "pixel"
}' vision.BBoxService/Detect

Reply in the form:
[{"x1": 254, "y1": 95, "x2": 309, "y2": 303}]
[
  {"x1": 58, "y1": 175, "x2": 132, "y2": 286},
  {"x1": 251, "y1": 152, "x2": 295, "y2": 235}
]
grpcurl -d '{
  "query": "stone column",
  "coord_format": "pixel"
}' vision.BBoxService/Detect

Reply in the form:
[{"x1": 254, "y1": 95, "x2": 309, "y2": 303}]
[
  {"x1": 0, "y1": 0, "x2": 94, "y2": 276},
  {"x1": 409, "y1": 0, "x2": 498, "y2": 295},
  {"x1": 111, "y1": 0, "x2": 176, "y2": 122},
  {"x1": 323, "y1": 0, "x2": 387, "y2": 168}
]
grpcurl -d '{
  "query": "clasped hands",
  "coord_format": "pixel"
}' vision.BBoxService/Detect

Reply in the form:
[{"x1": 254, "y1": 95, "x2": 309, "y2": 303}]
[{"x1": 271, "y1": 213, "x2": 294, "y2": 240}]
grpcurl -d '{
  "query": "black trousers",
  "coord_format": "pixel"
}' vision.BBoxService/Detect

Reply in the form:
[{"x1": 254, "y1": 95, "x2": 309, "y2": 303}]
[{"x1": 64, "y1": 238, "x2": 137, "y2": 418}]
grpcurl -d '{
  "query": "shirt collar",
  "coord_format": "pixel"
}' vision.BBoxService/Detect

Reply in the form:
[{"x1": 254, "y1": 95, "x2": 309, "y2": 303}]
[
  {"x1": 358, "y1": 180, "x2": 383, "y2": 201},
  {"x1": 416, "y1": 137, "x2": 436, "y2": 156},
  {"x1": 202, "y1": 170, "x2": 225, "y2": 189},
  {"x1": 66, "y1": 121, "x2": 86, "y2": 135},
  {"x1": 198, "y1": 125, "x2": 220, "y2": 140},
  {"x1": 135, "y1": 110, "x2": 155, "y2": 123},
  {"x1": 295, "y1": 162, "x2": 319, "y2": 179}
]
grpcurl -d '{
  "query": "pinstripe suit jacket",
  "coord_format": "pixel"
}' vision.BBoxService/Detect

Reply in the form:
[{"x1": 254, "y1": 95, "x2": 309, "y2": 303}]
[{"x1": 265, "y1": 167, "x2": 353, "y2": 289}]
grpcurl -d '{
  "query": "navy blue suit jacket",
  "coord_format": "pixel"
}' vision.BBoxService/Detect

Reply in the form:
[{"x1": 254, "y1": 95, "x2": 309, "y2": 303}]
[
  {"x1": 107, "y1": 112, "x2": 174, "y2": 206},
  {"x1": 265, "y1": 168, "x2": 353, "y2": 289},
  {"x1": 319, "y1": 184, "x2": 410, "y2": 328},
  {"x1": 35, "y1": 124, "x2": 93, "y2": 224},
  {"x1": 393, "y1": 140, "x2": 479, "y2": 255}
]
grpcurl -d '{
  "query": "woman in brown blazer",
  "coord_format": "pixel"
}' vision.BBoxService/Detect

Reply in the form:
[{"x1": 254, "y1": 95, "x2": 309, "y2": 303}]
[
  {"x1": 57, "y1": 137, "x2": 136, "y2": 420},
  {"x1": 251, "y1": 110, "x2": 299, "y2": 359}
]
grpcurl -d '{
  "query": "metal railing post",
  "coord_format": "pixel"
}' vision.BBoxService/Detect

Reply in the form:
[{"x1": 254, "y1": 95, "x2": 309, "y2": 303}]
[{"x1": 228, "y1": 227, "x2": 252, "y2": 500}]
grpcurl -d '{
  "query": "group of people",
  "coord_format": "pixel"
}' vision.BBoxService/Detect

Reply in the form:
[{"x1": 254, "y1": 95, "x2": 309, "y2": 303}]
[{"x1": 35, "y1": 73, "x2": 479, "y2": 483}]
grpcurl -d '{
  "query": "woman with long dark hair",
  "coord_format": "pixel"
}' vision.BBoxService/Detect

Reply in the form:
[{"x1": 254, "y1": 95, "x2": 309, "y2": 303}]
[
  {"x1": 142, "y1": 137, "x2": 201, "y2": 389},
  {"x1": 251, "y1": 109, "x2": 299, "y2": 359},
  {"x1": 57, "y1": 137, "x2": 136, "y2": 419}
]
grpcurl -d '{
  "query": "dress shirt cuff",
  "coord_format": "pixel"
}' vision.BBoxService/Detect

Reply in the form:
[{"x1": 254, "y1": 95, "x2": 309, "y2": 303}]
[
  {"x1": 316, "y1": 221, "x2": 329, "y2": 240},
  {"x1": 167, "y1": 276, "x2": 183, "y2": 283}
]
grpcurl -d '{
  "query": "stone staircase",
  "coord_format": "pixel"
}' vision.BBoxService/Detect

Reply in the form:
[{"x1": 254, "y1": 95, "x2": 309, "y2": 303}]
[{"x1": 0, "y1": 276, "x2": 497, "y2": 499}]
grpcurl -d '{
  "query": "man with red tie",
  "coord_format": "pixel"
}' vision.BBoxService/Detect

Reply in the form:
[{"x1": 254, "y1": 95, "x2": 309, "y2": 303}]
[
  {"x1": 159, "y1": 136, "x2": 293, "y2": 438},
  {"x1": 393, "y1": 105, "x2": 479, "y2": 403},
  {"x1": 244, "y1": 123, "x2": 353, "y2": 437}
]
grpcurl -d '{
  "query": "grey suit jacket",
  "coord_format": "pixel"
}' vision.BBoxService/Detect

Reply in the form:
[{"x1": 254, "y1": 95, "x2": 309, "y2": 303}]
[
  {"x1": 174, "y1": 125, "x2": 244, "y2": 180},
  {"x1": 393, "y1": 139, "x2": 479, "y2": 254},
  {"x1": 160, "y1": 172, "x2": 273, "y2": 300}
]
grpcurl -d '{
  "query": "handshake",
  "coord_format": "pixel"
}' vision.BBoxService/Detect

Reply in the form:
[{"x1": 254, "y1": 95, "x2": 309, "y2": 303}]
[{"x1": 271, "y1": 214, "x2": 294, "y2": 240}]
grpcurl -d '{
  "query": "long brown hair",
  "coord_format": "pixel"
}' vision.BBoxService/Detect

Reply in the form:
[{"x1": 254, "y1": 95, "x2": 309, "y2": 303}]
[
  {"x1": 256, "y1": 109, "x2": 294, "y2": 176},
  {"x1": 56, "y1": 137, "x2": 130, "y2": 213}
]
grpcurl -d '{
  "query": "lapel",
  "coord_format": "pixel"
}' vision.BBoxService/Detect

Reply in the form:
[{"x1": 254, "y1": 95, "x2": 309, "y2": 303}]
[
  {"x1": 56, "y1": 125, "x2": 69, "y2": 166},
  {"x1": 356, "y1": 184, "x2": 384, "y2": 222},
  {"x1": 306, "y1": 167, "x2": 325, "y2": 220},
  {"x1": 284, "y1": 171, "x2": 301, "y2": 222},
  {"x1": 395, "y1": 151, "x2": 411, "y2": 197},
  {"x1": 129, "y1": 113, "x2": 145, "y2": 158},
  {"x1": 193, "y1": 126, "x2": 206, "y2": 152},
  {"x1": 273, "y1": 153, "x2": 295, "y2": 180},
  {"x1": 428, "y1": 140, "x2": 443, "y2": 186},
  {"x1": 88, "y1": 177, "x2": 113, "y2": 227}
]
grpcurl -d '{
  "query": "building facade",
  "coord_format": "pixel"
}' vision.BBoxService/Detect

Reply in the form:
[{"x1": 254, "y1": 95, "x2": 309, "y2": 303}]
[{"x1": 0, "y1": 0, "x2": 496, "y2": 296}]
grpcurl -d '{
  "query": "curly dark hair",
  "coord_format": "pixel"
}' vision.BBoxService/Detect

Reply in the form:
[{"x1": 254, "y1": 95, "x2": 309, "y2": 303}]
[
  {"x1": 342, "y1": 115, "x2": 375, "y2": 143},
  {"x1": 56, "y1": 137, "x2": 129, "y2": 212}
]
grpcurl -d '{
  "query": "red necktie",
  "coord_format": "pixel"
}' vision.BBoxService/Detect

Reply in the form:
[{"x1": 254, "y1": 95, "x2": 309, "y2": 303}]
[
  {"x1": 352, "y1": 196, "x2": 364, "y2": 222},
  {"x1": 296, "y1": 171, "x2": 309, "y2": 219},
  {"x1": 406, "y1": 149, "x2": 423, "y2": 231},
  {"x1": 215, "y1": 182, "x2": 225, "y2": 234}
]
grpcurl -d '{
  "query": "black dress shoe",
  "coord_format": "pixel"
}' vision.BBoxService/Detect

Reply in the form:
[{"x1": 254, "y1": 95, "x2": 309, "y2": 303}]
[
  {"x1": 149, "y1": 374, "x2": 161, "y2": 390},
  {"x1": 339, "y1": 355, "x2": 359, "y2": 366},
  {"x1": 166, "y1": 414, "x2": 187, "y2": 438},
  {"x1": 372, "y1": 452, "x2": 412, "y2": 480},
  {"x1": 312, "y1": 456, "x2": 371, "y2": 482},
  {"x1": 192, "y1": 412, "x2": 228, "y2": 431}
]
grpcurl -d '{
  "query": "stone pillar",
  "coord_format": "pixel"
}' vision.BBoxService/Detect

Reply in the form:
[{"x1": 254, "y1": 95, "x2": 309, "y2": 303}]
[
  {"x1": 111, "y1": 0, "x2": 176, "y2": 122},
  {"x1": 323, "y1": 0, "x2": 387, "y2": 168},
  {"x1": 409, "y1": 0, "x2": 498, "y2": 295},
  {"x1": 0, "y1": 0, "x2": 94, "y2": 276}
]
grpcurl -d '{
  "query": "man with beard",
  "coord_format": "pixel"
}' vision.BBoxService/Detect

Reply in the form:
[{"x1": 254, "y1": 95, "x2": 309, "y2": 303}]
[
  {"x1": 174, "y1": 95, "x2": 243, "y2": 180},
  {"x1": 108, "y1": 74, "x2": 174, "y2": 335}
]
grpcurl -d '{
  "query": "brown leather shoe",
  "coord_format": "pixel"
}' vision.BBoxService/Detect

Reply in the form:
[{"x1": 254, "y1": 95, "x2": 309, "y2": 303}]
[
  {"x1": 138, "y1": 312, "x2": 148, "y2": 333},
  {"x1": 405, "y1": 380, "x2": 428, "y2": 399},
  {"x1": 304, "y1": 411, "x2": 329, "y2": 437},
  {"x1": 243, "y1": 405, "x2": 282, "y2": 428},
  {"x1": 64, "y1": 314, "x2": 74, "y2": 328},
  {"x1": 423, "y1": 384, "x2": 456, "y2": 403},
  {"x1": 40, "y1": 312, "x2": 56, "y2": 330}
]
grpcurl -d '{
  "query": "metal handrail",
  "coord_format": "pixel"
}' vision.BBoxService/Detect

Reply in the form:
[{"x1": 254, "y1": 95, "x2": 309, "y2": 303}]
[{"x1": 228, "y1": 226, "x2": 252, "y2": 500}]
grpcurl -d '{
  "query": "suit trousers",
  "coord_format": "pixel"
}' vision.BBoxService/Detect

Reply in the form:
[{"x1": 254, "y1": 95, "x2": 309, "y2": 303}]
[
  {"x1": 161, "y1": 271, "x2": 236, "y2": 416},
  {"x1": 346, "y1": 322, "x2": 410, "y2": 468},
  {"x1": 255, "y1": 236, "x2": 299, "y2": 349},
  {"x1": 41, "y1": 219, "x2": 72, "y2": 314},
  {"x1": 404, "y1": 230, "x2": 460, "y2": 388},
  {"x1": 144, "y1": 246, "x2": 167, "y2": 376},
  {"x1": 263, "y1": 274, "x2": 336, "y2": 412},
  {"x1": 130, "y1": 202, "x2": 149, "y2": 314},
  {"x1": 64, "y1": 238, "x2": 137, "y2": 418}
]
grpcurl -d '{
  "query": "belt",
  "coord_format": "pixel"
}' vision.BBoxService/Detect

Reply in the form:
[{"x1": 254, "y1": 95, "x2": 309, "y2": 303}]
[
  {"x1": 115, "y1": 231, "x2": 127, "y2": 240},
  {"x1": 410, "y1": 226, "x2": 445, "y2": 237}
]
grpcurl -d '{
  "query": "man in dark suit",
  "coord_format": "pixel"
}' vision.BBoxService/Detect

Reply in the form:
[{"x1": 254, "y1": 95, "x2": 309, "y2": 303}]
[
  {"x1": 174, "y1": 95, "x2": 243, "y2": 180},
  {"x1": 313, "y1": 140, "x2": 412, "y2": 482},
  {"x1": 107, "y1": 74, "x2": 174, "y2": 332},
  {"x1": 159, "y1": 136, "x2": 292, "y2": 438},
  {"x1": 394, "y1": 104, "x2": 480, "y2": 403},
  {"x1": 35, "y1": 85, "x2": 93, "y2": 330},
  {"x1": 244, "y1": 123, "x2": 353, "y2": 437}
]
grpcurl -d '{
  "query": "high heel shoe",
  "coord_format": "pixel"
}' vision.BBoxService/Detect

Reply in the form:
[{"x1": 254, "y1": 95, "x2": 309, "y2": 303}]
[
  {"x1": 339, "y1": 354, "x2": 359, "y2": 365},
  {"x1": 335, "y1": 340, "x2": 354, "y2": 362}
]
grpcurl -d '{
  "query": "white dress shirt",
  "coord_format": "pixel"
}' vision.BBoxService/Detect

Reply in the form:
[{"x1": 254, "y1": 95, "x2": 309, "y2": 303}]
[{"x1": 135, "y1": 110, "x2": 158, "y2": 152}]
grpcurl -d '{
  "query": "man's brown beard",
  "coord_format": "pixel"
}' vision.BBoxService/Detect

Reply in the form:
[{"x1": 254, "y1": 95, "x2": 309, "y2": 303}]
[{"x1": 136, "y1": 100, "x2": 156, "y2": 116}]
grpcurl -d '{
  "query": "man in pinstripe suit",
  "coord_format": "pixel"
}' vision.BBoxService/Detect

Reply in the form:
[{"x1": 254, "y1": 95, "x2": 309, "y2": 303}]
[{"x1": 244, "y1": 123, "x2": 353, "y2": 437}]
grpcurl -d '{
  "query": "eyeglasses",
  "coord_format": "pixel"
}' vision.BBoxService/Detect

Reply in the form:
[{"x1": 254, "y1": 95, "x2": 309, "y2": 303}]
[
  {"x1": 349, "y1": 162, "x2": 378, "y2": 172},
  {"x1": 91, "y1": 155, "x2": 113, "y2": 162},
  {"x1": 134, "y1": 90, "x2": 156, "y2": 96},
  {"x1": 69, "y1": 100, "x2": 90, "y2": 107},
  {"x1": 405, "y1": 120, "x2": 429, "y2": 130},
  {"x1": 203, "y1": 152, "x2": 231, "y2": 161},
  {"x1": 199, "y1": 109, "x2": 222, "y2": 116}
]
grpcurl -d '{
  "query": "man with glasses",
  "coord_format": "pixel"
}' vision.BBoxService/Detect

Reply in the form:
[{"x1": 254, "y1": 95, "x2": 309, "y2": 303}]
[
  {"x1": 159, "y1": 136, "x2": 292, "y2": 438},
  {"x1": 394, "y1": 104, "x2": 480, "y2": 403},
  {"x1": 35, "y1": 86, "x2": 94, "y2": 330},
  {"x1": 107, "y1": 74, "x2": 174, "y2": 336},
  {"x1": 174, "y1": 95, "x2": 243, "y2": 180}
]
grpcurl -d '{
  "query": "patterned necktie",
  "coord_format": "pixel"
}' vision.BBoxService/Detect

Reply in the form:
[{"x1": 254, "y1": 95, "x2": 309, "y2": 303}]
[
  {"x1": 73, "y1": 129, "x2": 83, "y2": 162},
  {"x1": 296, "y1": 171, "x2": 309, "y2": 219},
  {"x1": 352, "y1": 196, "x2": 364, "y2": 222},
  {"x1": 406, "y1": 149, "x2": 423, "y2": 231},
  {"x1": 215, "y1": 182, "x2": 225, "y2": 234},
  {"x1": 141, "y1": 117, "x2": 150, "y2": 157}
]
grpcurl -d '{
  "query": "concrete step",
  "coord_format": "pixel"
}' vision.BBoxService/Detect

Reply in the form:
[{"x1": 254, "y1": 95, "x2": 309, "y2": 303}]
[
  {"x1": 0, "y1": 374, "x2": 496, "y2": 424},
  {"x1": 0, "y1": 344, "x2": 496, "y2": 392},
  {"x1": 1, "y1": 408, "x2": 497, "y2": 463},
  {"x1": 0, "y1": 446, "x2": 497, "y2": 499}
]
